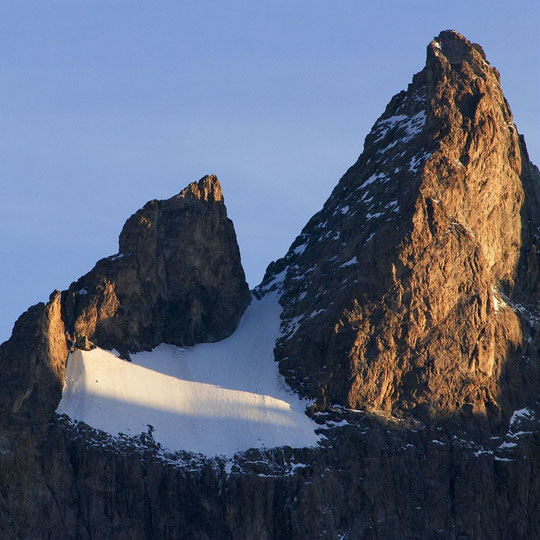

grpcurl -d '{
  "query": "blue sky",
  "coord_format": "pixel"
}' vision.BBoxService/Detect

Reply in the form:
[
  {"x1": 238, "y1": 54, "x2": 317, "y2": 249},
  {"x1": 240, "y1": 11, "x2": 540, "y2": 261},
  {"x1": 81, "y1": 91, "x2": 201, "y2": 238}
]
[{"x1": 1, "y1": 1, "x2": 538, "y2": 342}]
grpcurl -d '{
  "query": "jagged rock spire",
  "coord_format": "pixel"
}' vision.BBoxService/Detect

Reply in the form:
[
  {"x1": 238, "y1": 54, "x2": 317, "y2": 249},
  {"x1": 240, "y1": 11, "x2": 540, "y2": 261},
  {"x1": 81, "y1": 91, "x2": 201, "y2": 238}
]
[
  {"x1": 258, "y1": 30, "x2": 540, "y2": 419},
  {"x1": 1, "y1": 175, "x2": 251, "y2": 425}
]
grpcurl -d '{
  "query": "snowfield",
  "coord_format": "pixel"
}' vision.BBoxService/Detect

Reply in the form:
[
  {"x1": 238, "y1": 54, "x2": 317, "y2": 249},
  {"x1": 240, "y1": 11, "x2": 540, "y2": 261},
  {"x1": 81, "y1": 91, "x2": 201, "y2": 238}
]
[{"x1": 56, "y1": 293, "x2": 321, "y2": 457}]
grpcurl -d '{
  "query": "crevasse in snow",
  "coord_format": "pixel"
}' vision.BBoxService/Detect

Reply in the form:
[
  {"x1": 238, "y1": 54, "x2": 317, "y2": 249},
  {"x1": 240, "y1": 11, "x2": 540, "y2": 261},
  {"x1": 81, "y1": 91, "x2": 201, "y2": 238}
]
[{"x1": 56, "y1": 293, "x2": 320, "y2": 457}]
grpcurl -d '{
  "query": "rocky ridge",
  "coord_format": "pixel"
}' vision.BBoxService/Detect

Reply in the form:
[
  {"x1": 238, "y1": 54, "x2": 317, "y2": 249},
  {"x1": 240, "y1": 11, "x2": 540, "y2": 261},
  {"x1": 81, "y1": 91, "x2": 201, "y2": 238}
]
[
  {"x1": 63, "y1": 174, "x2": 251, "y2": 354},
  {"x1": 0, "y1": 30, "x2": 538, "y2": 539}
]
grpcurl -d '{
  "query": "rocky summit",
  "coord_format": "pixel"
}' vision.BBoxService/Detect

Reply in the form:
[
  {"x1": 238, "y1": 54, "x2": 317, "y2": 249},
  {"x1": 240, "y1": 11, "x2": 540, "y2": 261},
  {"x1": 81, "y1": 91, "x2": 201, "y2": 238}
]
[
  {"x1": 0, "y1": 30, "x2": 538, "y2": 539},
  {"x1": 256, "y1": 29, "x2": 540, "y2": 422},
  {"x1": 0, "y1": 174, "x2": 251, "y2": 429}
]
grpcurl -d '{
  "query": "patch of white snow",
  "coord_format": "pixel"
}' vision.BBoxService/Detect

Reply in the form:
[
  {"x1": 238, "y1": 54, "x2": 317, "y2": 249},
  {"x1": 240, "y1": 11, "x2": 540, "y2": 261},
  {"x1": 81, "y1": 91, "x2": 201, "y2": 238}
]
[
  {"x1": 340, "y1": 257, "x2": 358, "y2": 268},
  {"x1": 358, "y1": 173, "x2": 387, "y2": 190},
  {"x1": 498, "y1": 440, "x2": 517, "y2": 450},
  {"x1": 56, "y1": 293, "x2": 320, "y2": 457},
  {"x1": 108, "y1": 253, "x2": 126, "y2": 261},
  {"x1": 509, "y1": 408, "x2": 534, "y2": 426}
]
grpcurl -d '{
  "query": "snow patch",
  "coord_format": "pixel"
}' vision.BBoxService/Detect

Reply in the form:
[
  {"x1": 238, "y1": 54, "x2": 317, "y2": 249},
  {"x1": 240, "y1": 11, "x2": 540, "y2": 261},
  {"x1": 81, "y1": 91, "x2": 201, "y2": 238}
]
[
  {"x1": 324, "y1": 419, "x2": 350, "y2": 428},
  {"x1": 498, "y1": 440, "x2": 517, "y2": 450},
  {"x1": 373, "y1": 114, "x2": 408, "y2": 142},
  {"x1": 340, "y1": 256, "x2": 358, "y2": 268},
  {"x1": 473, "y1": 449, "x2": 493, "y2": 457},
  {"x1": 510, "y1": 408, "x2": 534, "y2": 425},
  {"x1": 258, "y1": 269, "x2": 288, "y2": 295},
  {"x1": 308, "y1": 308, "x2": 325, "y2": 319},
  {"x1": 358, "y1": 173, "x2": 386, "y2": 190},
  {"x1": 385, "y1": 200, "x2": 399, "y2": 212},
  {"x1": 282, "y1": 314, "x2": 305, "y2": 339},
  {"x1": 409, "y1": 152, "x2": 432, "y2": 173},
  {"x1": 491, "y1": 286, "x2": 508, "y2": 313},
  {"x1": 361, "y1": 192, "x2": 373, "y2": 203},
  {"x1": 56, "y1": 293, "x2": 320, "y2": 457},
  {"x1": 373, "y1": 110, "x2": 426, "y2": 147},
  {"x1": 108, "y1": 253, "x2": 126, "y2": 261},
  {"x1": 365, "y1": 232, "x2": 375, "y2": 244}
]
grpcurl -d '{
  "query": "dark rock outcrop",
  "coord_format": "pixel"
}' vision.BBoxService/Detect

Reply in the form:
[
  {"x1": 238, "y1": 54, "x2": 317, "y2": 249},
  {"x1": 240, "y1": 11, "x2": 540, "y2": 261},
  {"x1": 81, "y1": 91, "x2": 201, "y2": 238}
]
[
  {"x1": 62, "y1": 174, "x2": 251, "y2": 354},
  {"x1": 0, "y1": 410, "x2": 537, "y2": 539},
  {"x1": 0, "y1": 290, "x2": 67, "y2": 427}
]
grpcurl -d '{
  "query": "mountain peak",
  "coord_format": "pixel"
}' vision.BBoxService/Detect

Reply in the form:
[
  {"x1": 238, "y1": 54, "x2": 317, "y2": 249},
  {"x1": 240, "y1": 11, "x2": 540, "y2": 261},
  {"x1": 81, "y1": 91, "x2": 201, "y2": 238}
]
[
  {"x1": 0, "y1": 29, "x2": 538, "y2": 539},
  {"x1": 0, "y1": 174, "x2": 251, "y2": 424},
  {"x1": 179, "y1": 174, "x2": 224, "y2": 203},
  {"x1": 429, "y1": 30, "x2": 487, "y2": 64},
  {"x1": 258, "y1": 30, "x2": 539, "y2": 419}
]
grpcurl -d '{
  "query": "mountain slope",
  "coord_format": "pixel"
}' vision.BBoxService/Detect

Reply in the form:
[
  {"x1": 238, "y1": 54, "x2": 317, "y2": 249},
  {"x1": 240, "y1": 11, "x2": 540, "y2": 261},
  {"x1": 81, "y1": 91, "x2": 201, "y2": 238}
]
[
  {"x1": 0, "y1": 30, "x2": 538, "y2": 539},
  {"x1": 56, "y1": 293, "x2": 320, "y2": 456},
  {"x1": 257, "y1": 30, "x2": 540, "y2": 421}
]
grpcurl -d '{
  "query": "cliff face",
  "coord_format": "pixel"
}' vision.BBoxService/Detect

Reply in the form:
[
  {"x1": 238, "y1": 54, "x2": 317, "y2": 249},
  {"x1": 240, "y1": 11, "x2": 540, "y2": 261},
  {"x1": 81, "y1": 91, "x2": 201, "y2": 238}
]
[
  {"x1": 1, "y1": 411, "x2": 537, "y2": 539},
  {"x1": 0, "y1": 291, "x2": 67, "y2": 427},
  {"x1": 257, "y1": 30, "x2": 540, "y2": 421},
  {"x1": 62, "y1": 174, "x2": 251, "y2": 355},
  {"x1": 0, "y1": 30, "x2": 538, "y2": 539},
  {"x1": 0, "y1": 174, "x2": 250, "y2": 428}
]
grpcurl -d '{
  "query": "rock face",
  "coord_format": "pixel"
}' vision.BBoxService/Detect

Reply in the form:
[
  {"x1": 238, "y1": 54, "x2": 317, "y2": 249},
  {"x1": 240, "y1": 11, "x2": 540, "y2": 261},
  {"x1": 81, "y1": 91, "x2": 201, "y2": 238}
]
[
  {"x1": 62, "y1": 174, "x2": 251, "y2": 355},
  {"x1": 257, "y1": 30, "x2": 540, "y2": 422},
  {"x1": 0, "y1": 31, "x2": 538, "y2": 539},
  {"x1": 0, "y1": 174, "x2": 250, "y2": 428},
  {"x1": 0, "y1": 290, "x2": 67, "y2": 427}
]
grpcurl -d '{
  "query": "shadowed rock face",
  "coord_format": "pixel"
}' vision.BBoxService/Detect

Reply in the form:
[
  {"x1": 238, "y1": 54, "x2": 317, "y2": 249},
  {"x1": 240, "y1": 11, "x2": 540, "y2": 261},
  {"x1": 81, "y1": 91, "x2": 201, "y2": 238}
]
[
  {"x1": 0, "y1": 174, "x2": 251, "y2": 426},
  {"x1": 257, "y1": 30, "x2": 540, "y2": 420}
]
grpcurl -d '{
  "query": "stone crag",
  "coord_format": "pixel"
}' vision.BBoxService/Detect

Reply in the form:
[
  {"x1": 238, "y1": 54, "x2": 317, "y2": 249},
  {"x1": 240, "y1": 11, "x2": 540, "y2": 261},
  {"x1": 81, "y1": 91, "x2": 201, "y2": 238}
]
[
  {"x1": 0, "y1": 410, "x2": 537, "y2": 539},
  {"x1": 62, "y1": 174, "x2": 251, "y2": 355},
  {"x1": 257, "y1": 30, "x2": 540, "y2": 424},
  {"x1": 0, "y1": 174, "x2": 250, "y2": 429},
  {"x1": 0, "y1": 31, "x2": 538, "y2": 538}
]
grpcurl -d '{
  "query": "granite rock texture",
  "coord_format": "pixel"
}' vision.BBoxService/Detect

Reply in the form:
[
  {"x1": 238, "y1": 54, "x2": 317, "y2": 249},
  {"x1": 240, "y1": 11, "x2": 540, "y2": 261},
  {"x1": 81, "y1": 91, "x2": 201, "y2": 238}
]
[
  {"x1": 0, "y1": 175, "x2": 250, "y2": 429},
  {"x1": 257, "y1": 30, "x2": 540, "y2": 423}
]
